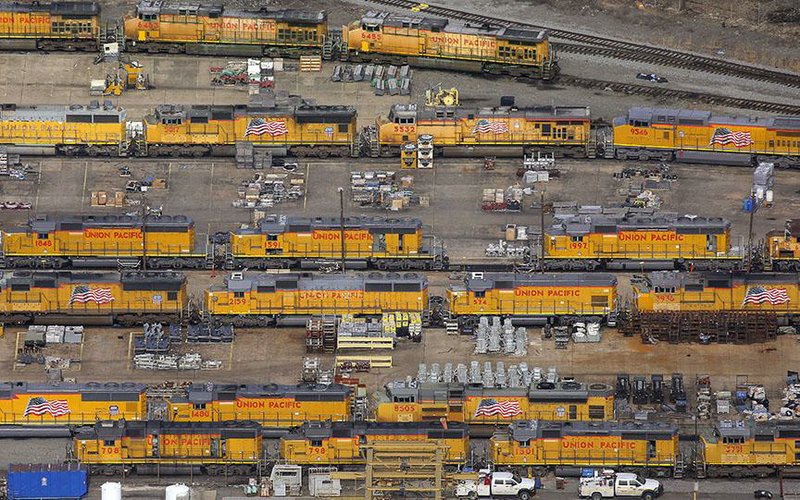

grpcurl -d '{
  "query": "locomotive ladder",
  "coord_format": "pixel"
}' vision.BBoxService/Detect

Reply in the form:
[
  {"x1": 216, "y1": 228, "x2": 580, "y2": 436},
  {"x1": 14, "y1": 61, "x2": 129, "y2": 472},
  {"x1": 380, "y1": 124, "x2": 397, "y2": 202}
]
[{"x1": 322, "y1": 29, "x2": 343, "y2": 61}]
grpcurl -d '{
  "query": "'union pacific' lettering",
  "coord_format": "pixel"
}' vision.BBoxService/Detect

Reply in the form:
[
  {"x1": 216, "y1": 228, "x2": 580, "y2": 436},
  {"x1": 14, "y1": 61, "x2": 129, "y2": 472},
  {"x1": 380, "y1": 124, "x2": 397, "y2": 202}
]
[
  {"x1": 299, "y1": 291, "x2": 364, "y2": 300},
  {"x1": 154, "y1": 436, "x2": 213, "y2": 446},
  {"x1": 84, "y1": 229, "x2": 143, "y2": 240},
  {"x1": 618, "y1": 232, "x2": 685, "y2": 242},
  {"x1": 515, "y1": 288, "x2": 579, "y2": 298},
  {"x1": 312, "y1": 231, "x2": 372, "y2": 241},
  {"x1": 562, "y1": 440, "x2": 636, "y2": 450}
]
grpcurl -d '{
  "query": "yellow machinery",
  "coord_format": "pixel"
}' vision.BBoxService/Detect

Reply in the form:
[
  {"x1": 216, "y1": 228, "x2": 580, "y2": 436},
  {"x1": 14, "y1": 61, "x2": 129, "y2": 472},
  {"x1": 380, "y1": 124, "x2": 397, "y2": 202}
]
[
  {"x1": 0, "y1": 382, "x2": 146, "y2": 426},
  {"x1": 0, "y1": 271, "x2": 187, "y2": 325},
  {"x1": 165, "y1": 383, "x2": 352, "y2": 428},
  {"x1": 343, "y1": 12, "x2": 557, "y2": 80},
  {"x1": 101, "y1": 60, "x2": 151, "y2": 96},
  {"x1": 0, "y1": 1, "x2": 100, "y2": 51},
  {"x1": 205, "y1": 272, "x2": 429, "y2": 326},
  {"x1": 765, "y1": 220, "x2": 800, "y2": 271},
  {"x1": 490, "y1": 420, "x2": 679, "y2": 474},
  {"x1": 425, "y1": 86, "x2": 459, "y2": 107},
  {"x1": 447, "y1": 273, "x2": 617, "y2": 330},
  {"x1": 73, "y1": 420, "x2": 262, "y2": 476},
  {"x1": 376, "y1": 379, "x2": 615, "y2": 424},
  {"x1": 279, "y1": 421, "x2": 469, "y2": 465}
]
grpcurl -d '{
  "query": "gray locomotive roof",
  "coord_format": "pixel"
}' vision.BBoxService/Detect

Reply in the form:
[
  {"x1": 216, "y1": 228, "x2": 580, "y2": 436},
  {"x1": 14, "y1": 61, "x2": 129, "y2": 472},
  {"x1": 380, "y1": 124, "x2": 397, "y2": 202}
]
[
  {"x1": 11, "y1": 214, "x2": 193, "y2": 234},
  {"x1": 391, "y1": 103, "x2": 589, "y2": 122},
  {"x1": 361, "y1": 11, "x2": 546, "y2": 42},
  {"x1": 710, "y1": 420, "x2": 800, "y2": 441},
  {"x1": 385, "y1": 381, "x2": 614, "y2": 400},
  {"x1": 0, "y1": 271, "x2": 185, "y2": 287},
  {"x1": 0, "y1": 381, "x2": 146, "y2": 396},
  {"x1": 455, "y1": 273, "x2": 616, "y2": 293},
  {"x1": 508, "y1": 420, "x2": 677, "y2": 442},
  {"x1": 173, "y1": 382, "x2": 350, "y2": 404},
  {"x1": 548, "y1": 210, "x2": 730, "y2": 236},
  {"x1": 0, "y1": 103, "x2": 125, "y2": 122},
  {"x1": 136, "y1": 0, "x2": 325, "y2": 23},
  {"x1": 643, "y1": 271, "x2": 800, "y2": 292},
  {"x1": 622, "y1": 107, "x2": 800, "y2": 130},
  {"x1": 151, "y1": 103, "x2": 355, "y2": 121},
  {"x1": 86, "y1": 419, "x2": 262, "y2": 440},
  {"x1": 219, "y1": 272, "x2": 428, "y2": 293},
  {"x1": 290, "y1": 420, "x2": 465, "y2": 440},
  {"x1": 0, "y1": 1, "x2": 99, "y2": 14},
  {"x1": 238, "y1": 215, "x2": 422, "y2": 235}
]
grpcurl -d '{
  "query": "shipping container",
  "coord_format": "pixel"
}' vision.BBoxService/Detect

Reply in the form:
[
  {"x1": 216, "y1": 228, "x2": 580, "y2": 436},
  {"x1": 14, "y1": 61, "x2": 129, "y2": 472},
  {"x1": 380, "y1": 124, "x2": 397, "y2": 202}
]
[{"x1": 7, "y1": 463, "x2": 88, "y2": 500}]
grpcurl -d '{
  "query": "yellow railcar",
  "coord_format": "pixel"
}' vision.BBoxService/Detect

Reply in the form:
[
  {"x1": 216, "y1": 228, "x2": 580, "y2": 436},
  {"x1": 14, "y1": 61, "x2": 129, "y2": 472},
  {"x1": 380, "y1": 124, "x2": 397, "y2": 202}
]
[
  {"x1": 123, "y1": 0, "x2": 326, "y2": 56},
  {"x1": 766, "y1": 220, "x2": 800, "y2": 272},
  {"x1": 0, "y1": 382, "x2": 146, "y2": 428},
  {"x1": 372, "y1": 103, "x2": 590, "y2": 157},
  {"x1": 542, "y1": 209, "x2": 739, "y2": 271},
  {"x1": 491, "y1": 420, "x2": 678, "y2": 474},
  {"x1": 376, "y1": 380, "x2": 615, "y2": 425},
  {"x1": 227, "y1": 215, "x2": 447, "y2": 271},
  {"x1": 1, "y1": 214, "x2": 205, "y2": 269},
  {"x1": 280, "y1": 421, "x2": 469, "y2": 465},
  {"x1": 700, "y1": 421, "x2": 800, "y2": 477},
  {"x1": 143, "y1": 99, "x2": 358, "y2": 157},
  {"x1": 343, "y1": 12, "x2": 557, "y2": 79},
  {"x1": 0, "y1": 271, "x2": 187, "y2": 325},
  {"x1": 205, "y1": 272, "x2": 428, "y2": 326},
  {"x1": 633, "y1": 271, "x2": 800, "y2": 317},
  {"x1": 73, "y1": 420, "x2": 262, "y2": 476},
  {"x1": 165, "y1": 383, "x2": 351, "y2": 428},
  {"x1": 0, "y1": 103, "x2": 127, "y2": 156},
  {"x1": 613, "y1": 107, "x2": 800, "y2": 168},
  {"x1": 0, "y1": 1, "x2": 99, "y2": 51},
  {"x1": 447, "y1": 273, "x2": 617, "y2": 330}
]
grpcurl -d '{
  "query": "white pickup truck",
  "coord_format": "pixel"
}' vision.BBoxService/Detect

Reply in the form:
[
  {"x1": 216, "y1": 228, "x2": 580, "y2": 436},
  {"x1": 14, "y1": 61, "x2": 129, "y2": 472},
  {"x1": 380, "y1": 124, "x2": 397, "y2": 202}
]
[
  {"x1": 579, "y1": 471, "x2": 663, "y2": 500},
  {"x1": 455, "y1": 471, "x2": 540, "y2": 500}
]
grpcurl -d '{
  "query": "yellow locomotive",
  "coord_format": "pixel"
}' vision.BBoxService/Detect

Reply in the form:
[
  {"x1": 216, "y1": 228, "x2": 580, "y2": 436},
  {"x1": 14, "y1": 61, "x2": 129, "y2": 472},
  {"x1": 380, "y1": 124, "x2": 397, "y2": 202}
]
[
  {"x1": 700, "y1": 420, "x2": 800, "y2": 477},
  {"x1": 0, "y1": 1, "x2": 100, "y2": 51},
  {"x1": 613, "y1": 107, "x2": 800, "y2": 168},
  {"x1": 165, "y1": 383, "x2": 352, "y2": 428},
  {"x1": 280, "y1": 421, "x2": 469, "y2": 465},
  {"x1": 765, "y1": 220, "x2": 800, "y2": 272},
  {"x1": 73, "y1": 420, "x2": 262, "y2": 476},
  {"x1": 0, "y1": 271, "x2": 187, "y2": 325},
  {"x1": 226, "y1": 215, "x2": 447, "y2": 271},
  {"x1": 377, "y1": 379, "x2": 615, "y2": 425},
  {"x1": 0, "y1": 102, "x2": 127, "y2": 156},
  {"x1": 343, "y1": 12, "x2": 557, "y2": 80},
  {"x1": 1, "y1": 214, "x2": 206, "y2": 269},
  {"x1": 542, "y1": 208, "x2": 740, "y2": 271},
  {"x1": 143, "y1": 98, "x2": 358, "y2": 157},
  {"x1": 205, "y1": 272, "x2": 429, "y2": 326},
  {"x1": 124, "y1": 0, "x2": 327, "y2": 56},
  {"x1": 447, "y1": 273, "x2": 617, "y2": 330},
  {"x1": 491, "y1": 420, "x2": 679, "y2": 475},
  {"x1": 371, "y1": 103, "x2": 590, "y2": 157},
  {"x1": 0, "y1": 381, "x2": 146, "y2": 429}
]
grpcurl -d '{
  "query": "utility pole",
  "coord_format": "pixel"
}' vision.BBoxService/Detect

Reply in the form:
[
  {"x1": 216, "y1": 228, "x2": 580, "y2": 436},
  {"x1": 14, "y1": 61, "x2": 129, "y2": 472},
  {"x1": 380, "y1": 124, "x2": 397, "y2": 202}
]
[
  {"x1": 747, "y1": 192, "x2": 757, "y2": 273},
  {"x1": 539, "y1": 189, "x2": 545, "y2": 274},
  {"x1": 338, "y1": 187, "x2": 346, "y2": 274},
  {"x1": 141, "y1": 191, "x2": 148, "y2": 271}
]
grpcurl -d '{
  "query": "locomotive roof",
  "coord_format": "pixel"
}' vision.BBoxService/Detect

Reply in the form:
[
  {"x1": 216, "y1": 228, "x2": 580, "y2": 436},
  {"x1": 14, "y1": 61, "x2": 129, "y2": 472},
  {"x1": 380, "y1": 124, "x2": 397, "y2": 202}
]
[
  {"x1": 548, "y1": 210, "x2": 730, "y2": 236},
  {"x1": 711, "y1": 420, "x2": 800, "y2": 441},
  {"x1": 0, "y1": 103, "x2": 125, "y2": 122},
  {"x1": 10, "y1": 214, "x2": 194, "y2": 234},
  {"x1": 84, "y1": 419, "x2": 262, "y2": 440},
  {"x1": 0, "y1": 381, "x2": 146, "y2": 398},
  {"x1": 619, "y1": 107, "x2": 800, "y2": 130},
  {"x1": 173, "y1": 382, "x2": 351, "y2": 404},
  {"x1": 453, "y1": 272, "x2": 616, "y2": 293},
  {"x1": 136, "y1": 0, "x2": 325, "y2": 23},
  {"x1": 289, "y1": 420, "x2": 467, "y2": 440},
  {"x1": 239, "y1": 214, "x2": 422, "y2": 235},
  {"x1": 640, "y1": 270, "x2": 800, "y2": 292},
  {"x1": 507, "y1": 420, "x2": 677, "y2": 442},
  {"x1": 216, "y1": 272, "x2": 428, "y2": 293},
  {"x1": 390, "y1": 103, "x2": 589, "y2": 122},
  {"x1": 151, "y1": 103, "x2": 355, "y2": 122},
  {"x1": 385, "y1": 381, "x2": 614, "y2": 400},
  {"x1": 361, "y1": 11, "x2": 547, "y2": 42},
  {"x1": 766, "y1": 220, "x2": 800, "y2": 238},
  {"x1": 0, "y1": 271, "x2": 186, "y2": 289},
  {"x1": 0, "y1": 1, "x2": 99, "y2": 14}
]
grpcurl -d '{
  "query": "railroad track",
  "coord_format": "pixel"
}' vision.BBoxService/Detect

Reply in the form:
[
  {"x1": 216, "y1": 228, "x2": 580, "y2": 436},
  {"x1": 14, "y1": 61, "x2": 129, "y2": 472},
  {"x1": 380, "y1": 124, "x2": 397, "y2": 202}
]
[
  {"x1": 365, "y1": 0, "x2": 800, "y2": 89},
  {"x1": 557, "y1": 76, "x2": 800, "y2": 115}
]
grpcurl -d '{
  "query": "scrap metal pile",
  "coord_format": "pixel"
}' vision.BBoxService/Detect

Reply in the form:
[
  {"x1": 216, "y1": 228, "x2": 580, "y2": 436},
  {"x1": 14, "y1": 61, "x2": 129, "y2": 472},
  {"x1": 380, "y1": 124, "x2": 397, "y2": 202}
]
[
  {"x1": 473, "y1": 317, "x2": 528, "y2": 356},
  {"x1": 412, "y1": 361, "x2": 560, "y2": 389},
  {"x1": 232, "y1": 172, "x2": 305, "y2": 209},
  {"x1": 331, "y1": 64, "x2": 412, "y2": 96},
  {"x1": 351, "y1": 171, "x2": 424, "y2": 210}
]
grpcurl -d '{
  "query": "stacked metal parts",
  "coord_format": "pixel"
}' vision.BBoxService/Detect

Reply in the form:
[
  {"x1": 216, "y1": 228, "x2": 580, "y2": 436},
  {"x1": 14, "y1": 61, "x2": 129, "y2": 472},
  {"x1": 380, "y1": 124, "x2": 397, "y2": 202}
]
[
  {"x1": 473, "y1": 317, "x2": 528, "y2": 356},
  {"x1": 413, "y1": 361, "x2": 558, "y2": 389}
]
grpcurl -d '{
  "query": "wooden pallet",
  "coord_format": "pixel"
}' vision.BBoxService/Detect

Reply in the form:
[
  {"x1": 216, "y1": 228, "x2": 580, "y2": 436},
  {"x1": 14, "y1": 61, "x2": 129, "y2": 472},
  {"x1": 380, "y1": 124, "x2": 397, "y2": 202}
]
[{"x1": 299, "y1": 56, "x2": 322, "y2": 72}]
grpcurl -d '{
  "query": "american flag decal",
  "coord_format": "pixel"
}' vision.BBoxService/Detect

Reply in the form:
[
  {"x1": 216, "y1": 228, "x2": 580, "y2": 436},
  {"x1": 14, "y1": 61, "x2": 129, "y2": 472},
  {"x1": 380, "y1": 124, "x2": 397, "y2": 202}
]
[
  {"x1": 23, "y1": 397, "x2": 70, "y2": 417},
  {"x1": 709, "y1": 128, "x2": 754, "y2": 148},
  {"x1": 743, "y1": 286, "x2": 790, "y2": 305},
  {"x1": 245, "y1": 118, "x2": 288, "y2": 137},
  {"x1": 474, "y1": 398, "x2": 522, "y2": 418},
  {"x1": 472, "y1": 119, "x2": 509, "y2": 135},
  {"x1": 69, "y1": 285, "x2": 114, "y2": 304}
]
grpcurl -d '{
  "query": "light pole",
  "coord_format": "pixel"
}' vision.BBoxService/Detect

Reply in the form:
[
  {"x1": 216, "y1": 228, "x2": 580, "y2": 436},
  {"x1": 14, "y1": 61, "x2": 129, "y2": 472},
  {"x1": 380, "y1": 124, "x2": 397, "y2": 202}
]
[{"x1": 338, "y1": 187, "x2": 346, "y2": 274}]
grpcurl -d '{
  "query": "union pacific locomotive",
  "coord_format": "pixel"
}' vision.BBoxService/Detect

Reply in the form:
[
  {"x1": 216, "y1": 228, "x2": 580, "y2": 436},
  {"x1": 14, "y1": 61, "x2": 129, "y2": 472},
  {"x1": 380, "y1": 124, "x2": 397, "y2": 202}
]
[{"x1": 0, "y1": 1, "x2": 100, "y2": 51}]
